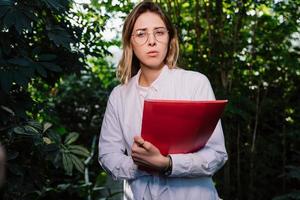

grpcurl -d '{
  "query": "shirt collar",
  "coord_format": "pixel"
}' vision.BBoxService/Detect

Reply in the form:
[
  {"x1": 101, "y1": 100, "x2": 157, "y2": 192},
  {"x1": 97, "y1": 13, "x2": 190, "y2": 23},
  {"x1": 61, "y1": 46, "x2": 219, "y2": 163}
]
[{"x1": 134, "y1": 64, "x2": 170, "y2": 92}]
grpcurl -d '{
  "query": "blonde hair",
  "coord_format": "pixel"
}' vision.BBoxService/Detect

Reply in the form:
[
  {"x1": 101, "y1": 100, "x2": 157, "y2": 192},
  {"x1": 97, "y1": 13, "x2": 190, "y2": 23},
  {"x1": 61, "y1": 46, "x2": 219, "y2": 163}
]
[{"x1": 117, "y1": 0, "x2": 179, "y2": 84}]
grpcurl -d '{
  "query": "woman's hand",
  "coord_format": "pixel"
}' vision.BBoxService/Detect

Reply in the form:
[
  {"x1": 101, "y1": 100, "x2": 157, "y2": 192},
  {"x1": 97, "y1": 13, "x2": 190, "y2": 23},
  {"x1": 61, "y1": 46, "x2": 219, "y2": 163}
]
[{"x1": 131, "y1": 136, "x2": 169, "y2": 172}]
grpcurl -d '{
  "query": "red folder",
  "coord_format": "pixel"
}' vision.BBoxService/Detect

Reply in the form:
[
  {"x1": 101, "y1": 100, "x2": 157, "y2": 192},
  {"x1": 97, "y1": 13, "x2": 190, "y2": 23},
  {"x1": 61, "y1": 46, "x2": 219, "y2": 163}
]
[{"x1": 141, "y1": 99, "x2": 228, "y2": 155}]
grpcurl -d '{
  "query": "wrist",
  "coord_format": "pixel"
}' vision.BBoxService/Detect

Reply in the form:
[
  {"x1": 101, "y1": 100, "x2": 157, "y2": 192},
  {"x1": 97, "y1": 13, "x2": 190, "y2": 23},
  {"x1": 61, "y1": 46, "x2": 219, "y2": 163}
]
[{"x1": 161, "y1": 155, "x2": 172, "y2": 176}]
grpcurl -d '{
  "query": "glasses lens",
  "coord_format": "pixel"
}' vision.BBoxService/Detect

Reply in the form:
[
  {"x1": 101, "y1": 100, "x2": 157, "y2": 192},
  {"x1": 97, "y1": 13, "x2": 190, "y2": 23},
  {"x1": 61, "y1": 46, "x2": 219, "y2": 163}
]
[
  {"x1": 154, "y1": 28, "x2": 168, "y2": 43},
  {"x1": 134, "y1": 30, "x2": 147, "y2": 45}
]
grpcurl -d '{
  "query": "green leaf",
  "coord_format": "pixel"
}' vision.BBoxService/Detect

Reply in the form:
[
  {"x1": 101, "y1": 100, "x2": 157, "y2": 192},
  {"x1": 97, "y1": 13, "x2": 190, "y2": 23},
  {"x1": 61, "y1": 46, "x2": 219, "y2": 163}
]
[
  {"x1": 8, "y1": 58, "x2": 31, "y2": 66},
  {"x1": 0, "y1": 105, "x2": 15, "y2": 115},
  {"x1": 0, "y1": 0, "x2": 13, "y2": 6},
  {"x1": 13, "y1": 126, "x2": 25, "y2": 135},
  {"x1": 38, "y1": 54, "x2": 57, "y2": 61},
  {"x1": 24, "y1": 125, "x2": 39, "y2": 135},
  {"x1": 35, "y1": 65, "x2": 48, "y2": 78},
  {"x1": 40, "y1": 62, "x2": 62, "y2": 72},
  {"x1": 95, "y1": 172, "x2": 107, "y2": 187},
  {"x1": 23, "y1": 9, "x2": 37, "y2": 22},
  {"x1": 47, "y1": 131, "x2": 61, "y2": 144},
  {"x1": 57, "y1": 183, "x2": 71, "y2": 191},
  {"x1": 27, "y1": 121, "x2": 43, "y2": 131},
  {"x1": 64, "y1": 132, "x2": 79, "y2": 145},
  {"x1": 32, "y1": 135, "x2": 43, "y2": 146},
  {"x1": 3, "y1": 8, "x2": 31, "y2": 34},
  {"x1": 70, "y1": 154, "x2": 84, "y2": 173},
  {"x1": 43, "y1": 122, "x2": 52, "y2": 133},
  {"x1": 19, "y1": 66, "x2": 35, "y2": 79},
  {"x1": 62, "y1": 152, "x2": 73, "y2": 176},
  {"x1": 47, "y1": 26, "x2": 73, "y2": 49},
  {"x1": 15, "y1": 10, "x2": 32, "y2": 33},
  {"x1": 68, "y1": 145, "x2": 90, "y2": 157}
]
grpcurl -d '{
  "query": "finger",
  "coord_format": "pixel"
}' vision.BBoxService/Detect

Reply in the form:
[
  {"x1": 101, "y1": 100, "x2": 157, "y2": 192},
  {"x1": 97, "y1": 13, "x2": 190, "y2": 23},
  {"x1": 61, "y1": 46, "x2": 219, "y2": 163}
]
[
  {"x1": 134, "y1": 136, "x2": 145, "y2": 146},
  {"x1": 132, "y1": 157, "x2": 150, "y2": 166},
  {"x1": 133, "y1": 160, "x2": 149, "y2": 167},
  {"x1": 142, "y1": 141, "x2": 152, "y2": 151},
  {"x1": 131, "y1": 152, "x2": 149, "y2": 164},
  {"x1": 131, "y1": 142, "x2": 139, "y2": 153},
  {"x1": 132, "y1": 144, "x2": 147, "y2": 155},
  {"x1": 131, "y1": 151, "x2": 146, "y2": 160}
]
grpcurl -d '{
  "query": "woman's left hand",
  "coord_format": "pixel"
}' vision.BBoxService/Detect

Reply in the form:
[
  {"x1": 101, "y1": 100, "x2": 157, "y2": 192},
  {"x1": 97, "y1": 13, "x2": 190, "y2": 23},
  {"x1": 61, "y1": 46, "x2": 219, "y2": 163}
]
[{"x1": 131, "y1": 136, "x2": 169, "y2": 171}]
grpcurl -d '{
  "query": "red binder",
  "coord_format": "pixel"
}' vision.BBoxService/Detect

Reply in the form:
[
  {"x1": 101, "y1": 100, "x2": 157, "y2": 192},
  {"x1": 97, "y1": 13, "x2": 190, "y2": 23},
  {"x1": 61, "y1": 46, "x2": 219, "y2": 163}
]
[{"x1": 141, "y1": 99, "x2": 228, "y2": 155}]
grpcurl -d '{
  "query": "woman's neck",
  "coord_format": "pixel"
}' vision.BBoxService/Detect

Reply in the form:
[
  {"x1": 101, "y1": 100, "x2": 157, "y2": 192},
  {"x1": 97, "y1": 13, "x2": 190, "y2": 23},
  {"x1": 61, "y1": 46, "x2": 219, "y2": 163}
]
[{"x1": 138, "y1": 64, "x2": 164, "y2": 87}]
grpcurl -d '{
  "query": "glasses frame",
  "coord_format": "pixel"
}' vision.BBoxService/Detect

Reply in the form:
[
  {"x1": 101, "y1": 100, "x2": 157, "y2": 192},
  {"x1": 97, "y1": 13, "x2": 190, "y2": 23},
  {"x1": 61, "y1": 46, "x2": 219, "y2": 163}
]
[{"x1": 131, "y1": 28, "x2": 169, "y2": 45}]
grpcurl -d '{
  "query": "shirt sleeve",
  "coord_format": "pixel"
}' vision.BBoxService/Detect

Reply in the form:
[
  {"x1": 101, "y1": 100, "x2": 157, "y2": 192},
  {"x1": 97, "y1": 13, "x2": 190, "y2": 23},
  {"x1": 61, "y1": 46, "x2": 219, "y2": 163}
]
[
  {"x1": 98, "y1": 87, "x2": 148, "y2": 181},
  {"x1": 169, "y1": 75, "x2": 228, "y2": 177}
]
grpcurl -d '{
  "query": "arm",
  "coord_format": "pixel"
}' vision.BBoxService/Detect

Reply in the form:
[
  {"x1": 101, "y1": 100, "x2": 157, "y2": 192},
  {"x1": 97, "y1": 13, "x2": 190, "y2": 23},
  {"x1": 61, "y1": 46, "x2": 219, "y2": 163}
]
[
  {"x1": 169, "y1": 75, "x2": 228, "y2": 177},
  {"x1": 170, "y1": 121, "x2": 227, "y2": 177},
  {"x1": 98, "y1": 88, "x2": 148, "y2": 181}
]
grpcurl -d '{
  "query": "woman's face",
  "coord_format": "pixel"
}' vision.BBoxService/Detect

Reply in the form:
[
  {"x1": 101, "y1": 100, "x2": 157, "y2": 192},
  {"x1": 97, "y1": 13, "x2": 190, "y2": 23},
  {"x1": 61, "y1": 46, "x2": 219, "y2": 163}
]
[{"x1": 131, "y1": 12, "x2": 169, "y2": 70}]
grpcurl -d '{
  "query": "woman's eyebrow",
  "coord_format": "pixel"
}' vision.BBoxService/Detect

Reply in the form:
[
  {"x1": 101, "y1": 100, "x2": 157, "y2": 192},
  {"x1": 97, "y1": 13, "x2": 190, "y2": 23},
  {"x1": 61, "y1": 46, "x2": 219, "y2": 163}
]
[
  {"x1": 154, "y1": 26, "x2": 166, "y2": 29},
  {"x1": 135, "y1": 26, "x2": 166, "y2": 31},
  {"x1": 135, "y1": 28, "x2": 147, "y2": 31}
]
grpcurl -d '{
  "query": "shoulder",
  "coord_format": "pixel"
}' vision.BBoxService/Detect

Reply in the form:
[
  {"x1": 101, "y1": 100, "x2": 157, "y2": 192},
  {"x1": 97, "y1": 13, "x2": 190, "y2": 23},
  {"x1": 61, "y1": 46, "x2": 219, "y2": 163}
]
[
  {"x1": 108, "y1": 84, "x2": 122, "y2": 103},
  {"x1": 170, "y1": 67, "x2": 211, "y2": 86},
  {"x1": 108, "y1": 79, "x2": 135, "y2": 102}
]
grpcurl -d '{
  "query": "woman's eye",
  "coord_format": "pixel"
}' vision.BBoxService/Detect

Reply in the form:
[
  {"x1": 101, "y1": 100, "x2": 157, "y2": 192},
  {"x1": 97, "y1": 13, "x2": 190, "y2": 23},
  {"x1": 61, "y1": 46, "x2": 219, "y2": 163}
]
[
  {"x1": 136, "y1": 31, "x2": 146, "y2": 37},
  {"x1": 155, "y1": 31, "x2": 165, "y2": 36}
]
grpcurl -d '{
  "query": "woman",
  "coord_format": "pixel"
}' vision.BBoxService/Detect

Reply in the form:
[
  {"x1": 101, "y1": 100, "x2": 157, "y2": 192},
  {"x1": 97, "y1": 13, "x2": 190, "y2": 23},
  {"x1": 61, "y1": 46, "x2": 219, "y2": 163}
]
[{"x1": 98, "y1": 1, "x2": 228, "y2": 199}]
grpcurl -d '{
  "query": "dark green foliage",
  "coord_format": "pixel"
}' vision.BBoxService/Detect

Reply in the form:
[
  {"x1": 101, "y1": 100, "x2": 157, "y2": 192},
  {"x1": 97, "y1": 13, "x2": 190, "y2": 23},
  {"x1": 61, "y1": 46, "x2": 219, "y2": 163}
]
[
  {"x1": 0, "y1": 0, "x2": 118, "y2": 199},
  {"x1": 0, "y1": 0, "x2": 299, "y2": 199},
  {"x1": 157, "y1": 0, "x2": 300, "y2": 199}
]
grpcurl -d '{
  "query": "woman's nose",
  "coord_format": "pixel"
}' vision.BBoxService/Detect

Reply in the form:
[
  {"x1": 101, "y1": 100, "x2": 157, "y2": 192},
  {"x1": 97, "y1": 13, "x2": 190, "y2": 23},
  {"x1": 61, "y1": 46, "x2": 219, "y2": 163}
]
[{"x1": 147, "y1": 33, "x2": 156, "y2": 46}]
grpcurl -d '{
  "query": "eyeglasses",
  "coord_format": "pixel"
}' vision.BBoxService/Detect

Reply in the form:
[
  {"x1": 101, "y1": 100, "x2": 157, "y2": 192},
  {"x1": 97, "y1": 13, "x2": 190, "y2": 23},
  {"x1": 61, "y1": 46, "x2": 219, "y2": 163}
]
[{"x1": 132, "y1": 27, "x2": 169, "y2": 45}]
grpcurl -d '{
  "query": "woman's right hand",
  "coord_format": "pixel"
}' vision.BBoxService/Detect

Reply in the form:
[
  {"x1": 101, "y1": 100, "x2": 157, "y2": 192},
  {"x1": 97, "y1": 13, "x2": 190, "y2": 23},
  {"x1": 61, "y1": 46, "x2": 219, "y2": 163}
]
[{"x1": 131, "y1": 136, "x2": 170, "y2": 172}]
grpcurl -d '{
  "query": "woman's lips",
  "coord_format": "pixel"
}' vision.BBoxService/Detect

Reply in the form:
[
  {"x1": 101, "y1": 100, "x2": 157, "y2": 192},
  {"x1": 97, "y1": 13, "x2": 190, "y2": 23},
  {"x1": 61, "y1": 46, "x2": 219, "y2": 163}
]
[{"x1": 147, "y1": 51, "x2": 159, "y2": 57}]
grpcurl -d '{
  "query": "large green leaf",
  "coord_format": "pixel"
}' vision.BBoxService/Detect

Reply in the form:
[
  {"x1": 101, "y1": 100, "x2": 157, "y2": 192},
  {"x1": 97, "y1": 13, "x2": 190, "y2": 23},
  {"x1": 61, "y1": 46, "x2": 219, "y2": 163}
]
[
  {"x1": 24, "y1": 125, "x2": 40, "y2": 135},
  {"x1": 34, "y1": 63, "x2": 48, "y2": 78},
  {"x1": 0, "y1": 0, "x2": 13, "y2": 6},
  {"x1": 47, "y1": 131, "x2": 61, "y2": 144},
  {"x1": 47, "y1": 26, "x2": 73, "y2": 49},
  {"x1": 8, "y1": 58, "x2": 31, "y2": 66},
  {"x1": 70, "y1": 154, "x2": 84, "y2": 173},
  {"x1": 43, "y1": 122, "x2": 53, "y2": 133},
  {"x1": 68, "y1": 145, "x2": 90, "y2": 157},
  {"x1": 62, "y1": 152, "x2": 73, "y2": 176},
  {"x1": 13, "y1": 126, "x2": 25, "y2": 135},
  {"x1": 27, "y1": 121, "x2": 43, "y2": 132},
  {"x1": 38, "y1": 54, "x2": 57, "y2": 61},
  {"x1": 40, "y1": 62, "x2": 62, "y2": 72},
  {"x1": 3, "y1": 8, "x2": 32, "y2": 33},
  {"x1": 0, "y1": 105, "x2": 15, "y2": 115},
  {"x1": 64, "y1": 132, "x2": 79, "y2": 145}
]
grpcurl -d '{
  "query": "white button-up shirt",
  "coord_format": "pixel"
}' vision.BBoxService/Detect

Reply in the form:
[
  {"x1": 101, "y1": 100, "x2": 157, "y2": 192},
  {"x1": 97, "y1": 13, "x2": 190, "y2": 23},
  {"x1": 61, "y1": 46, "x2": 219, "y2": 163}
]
[{"x1": 98, "y1": 65, "x2": 228, "y2": 200}]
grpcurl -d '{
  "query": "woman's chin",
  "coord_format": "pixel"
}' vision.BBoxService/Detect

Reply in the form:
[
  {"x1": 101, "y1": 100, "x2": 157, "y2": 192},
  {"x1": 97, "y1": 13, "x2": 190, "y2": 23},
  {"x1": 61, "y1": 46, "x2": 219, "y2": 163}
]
[{"x1": 141, "y1": 61, "x2": 165, "y2": 70}]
